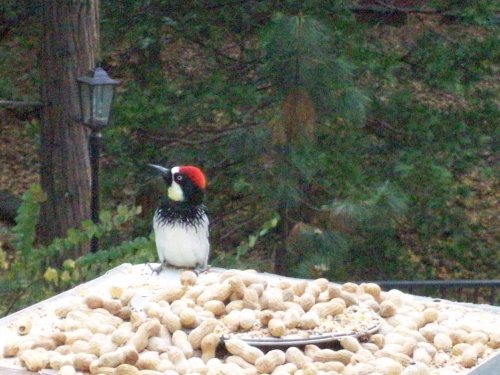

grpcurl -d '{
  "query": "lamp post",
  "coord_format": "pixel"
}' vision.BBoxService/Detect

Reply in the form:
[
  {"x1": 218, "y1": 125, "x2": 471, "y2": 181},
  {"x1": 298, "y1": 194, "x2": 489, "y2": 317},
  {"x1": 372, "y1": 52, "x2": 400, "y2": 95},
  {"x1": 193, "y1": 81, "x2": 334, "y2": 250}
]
[{"x1": 77, "y1": 67, "x2": 119, "y2": 252}]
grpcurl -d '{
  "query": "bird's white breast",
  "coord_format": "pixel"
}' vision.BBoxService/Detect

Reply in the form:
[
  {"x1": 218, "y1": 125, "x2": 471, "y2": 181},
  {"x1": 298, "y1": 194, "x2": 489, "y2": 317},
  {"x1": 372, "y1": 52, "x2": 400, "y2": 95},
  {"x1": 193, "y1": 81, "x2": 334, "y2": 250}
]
[{"x1": 153, "y1": 213, "x2": 209, "y2": 268}]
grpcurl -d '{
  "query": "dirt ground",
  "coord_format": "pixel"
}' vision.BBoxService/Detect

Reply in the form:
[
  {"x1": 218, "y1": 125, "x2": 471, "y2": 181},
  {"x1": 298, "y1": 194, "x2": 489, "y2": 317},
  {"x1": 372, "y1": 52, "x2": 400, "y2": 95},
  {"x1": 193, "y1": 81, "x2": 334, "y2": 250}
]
[
  {"x1": 0, "y1": 110, "x2": 39, "y2": 194},
  {"x1": 0, "y1": 110, "x2": 39, "y2": 248}
]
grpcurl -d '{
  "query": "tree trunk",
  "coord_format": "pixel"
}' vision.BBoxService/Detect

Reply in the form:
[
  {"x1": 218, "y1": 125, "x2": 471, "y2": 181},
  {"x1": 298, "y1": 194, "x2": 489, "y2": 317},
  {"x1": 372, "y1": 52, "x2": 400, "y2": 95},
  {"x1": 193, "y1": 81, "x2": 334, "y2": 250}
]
[
  {"x1": 38, "y1": 0, "x2": 100, "y2": 258},
  {"x1": 273, "y1": 145, "x2": 292, "y2": 275}
]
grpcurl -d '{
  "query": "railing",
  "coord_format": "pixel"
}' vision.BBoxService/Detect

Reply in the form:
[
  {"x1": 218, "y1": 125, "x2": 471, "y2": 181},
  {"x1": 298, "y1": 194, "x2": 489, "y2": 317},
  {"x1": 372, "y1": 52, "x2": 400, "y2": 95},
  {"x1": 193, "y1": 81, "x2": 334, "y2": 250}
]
[
  {"x1": 0, "y1": 100, "x2": 42, "y2": 108},
  {"x1": 370, "y1": 280, "x2": 500, "y2": 305}
]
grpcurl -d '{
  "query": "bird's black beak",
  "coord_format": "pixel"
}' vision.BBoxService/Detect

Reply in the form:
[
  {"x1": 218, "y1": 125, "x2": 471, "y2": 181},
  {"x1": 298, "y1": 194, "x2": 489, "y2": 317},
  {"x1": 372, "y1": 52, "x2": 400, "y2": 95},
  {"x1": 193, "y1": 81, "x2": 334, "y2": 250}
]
[
  {"x1": 148, "y1": 164, "x2": 170, "y2": 176},
  {"x1": 149, "y1": 164, "x2": 172, "y2": 186}
]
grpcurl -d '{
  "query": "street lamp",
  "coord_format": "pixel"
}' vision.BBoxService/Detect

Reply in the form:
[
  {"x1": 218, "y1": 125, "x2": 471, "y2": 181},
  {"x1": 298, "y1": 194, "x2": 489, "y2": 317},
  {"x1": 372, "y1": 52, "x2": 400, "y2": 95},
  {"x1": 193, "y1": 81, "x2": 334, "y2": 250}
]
[{"x1": 77, "y1": 67, "x2": 119, "y2": 252}]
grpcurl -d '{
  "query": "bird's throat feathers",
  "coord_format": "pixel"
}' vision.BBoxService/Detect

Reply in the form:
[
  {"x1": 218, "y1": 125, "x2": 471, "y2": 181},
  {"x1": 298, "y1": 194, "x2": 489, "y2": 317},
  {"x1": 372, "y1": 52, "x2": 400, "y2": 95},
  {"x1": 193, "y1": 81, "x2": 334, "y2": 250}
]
[{"x1": 155, "y1": 200, "x2": 208, "y2": 228}]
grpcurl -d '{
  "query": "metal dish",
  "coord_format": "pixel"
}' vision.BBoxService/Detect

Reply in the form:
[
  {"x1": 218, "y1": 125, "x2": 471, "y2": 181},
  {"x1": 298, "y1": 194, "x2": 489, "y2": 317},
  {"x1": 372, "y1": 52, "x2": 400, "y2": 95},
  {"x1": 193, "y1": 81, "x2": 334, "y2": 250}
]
[{"x1": 221, "y1": 321, "x2": 381, "y2": 347}]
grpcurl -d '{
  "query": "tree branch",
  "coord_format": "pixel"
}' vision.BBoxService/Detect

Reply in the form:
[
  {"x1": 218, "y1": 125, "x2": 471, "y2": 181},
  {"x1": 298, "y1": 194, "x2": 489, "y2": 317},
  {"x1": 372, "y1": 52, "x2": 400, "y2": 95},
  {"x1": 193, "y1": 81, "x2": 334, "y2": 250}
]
[
  {"x1": 366, "y1": 118, "x2": 406, "y2": 135},
  {"x1": 219, "y1": 213, "x2": 266, "y2": 241},
  {"x1": 349, "y1": 3, "x2": 446, "y2": 16},
  {"x1": 205, "y1": 0, "x2": 255, "y2": 11},
  {"x1": 373, "y1": 1, "x2": 445, "y2": 15},
  {"x1": 143, "y1": 120, "x2": 264, "y2": 146}
]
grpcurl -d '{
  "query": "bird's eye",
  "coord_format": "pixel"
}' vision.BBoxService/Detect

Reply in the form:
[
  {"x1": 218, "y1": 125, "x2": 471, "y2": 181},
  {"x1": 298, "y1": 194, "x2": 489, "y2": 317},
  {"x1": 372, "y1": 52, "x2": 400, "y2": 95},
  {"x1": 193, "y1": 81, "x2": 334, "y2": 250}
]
[{"x1": 175, "y1": 175, "x2": 183, "y2": 182}]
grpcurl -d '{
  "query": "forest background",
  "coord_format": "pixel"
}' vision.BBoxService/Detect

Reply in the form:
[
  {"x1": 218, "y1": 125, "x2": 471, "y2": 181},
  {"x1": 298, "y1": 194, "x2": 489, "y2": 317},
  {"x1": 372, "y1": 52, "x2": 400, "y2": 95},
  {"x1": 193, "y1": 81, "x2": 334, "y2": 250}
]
[{"x1": 0, "y1": 0, "x2": 498, "y2": 315}]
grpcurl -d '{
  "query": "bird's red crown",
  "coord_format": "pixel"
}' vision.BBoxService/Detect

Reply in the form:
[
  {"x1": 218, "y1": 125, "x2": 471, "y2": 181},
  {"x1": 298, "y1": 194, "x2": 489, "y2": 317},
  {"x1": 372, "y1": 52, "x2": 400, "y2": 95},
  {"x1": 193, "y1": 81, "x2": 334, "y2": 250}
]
[{"x1": 179, "y1": 166, "x2": 207, "y2": 190}]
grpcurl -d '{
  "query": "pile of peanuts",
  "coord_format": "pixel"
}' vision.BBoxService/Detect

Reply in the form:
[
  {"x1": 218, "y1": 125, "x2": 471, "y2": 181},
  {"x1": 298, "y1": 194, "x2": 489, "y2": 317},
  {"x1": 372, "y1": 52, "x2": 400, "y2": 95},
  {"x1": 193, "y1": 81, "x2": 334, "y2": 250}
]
[{"x1": 1, "y1": 267, "x2": 500, "y2": 375}]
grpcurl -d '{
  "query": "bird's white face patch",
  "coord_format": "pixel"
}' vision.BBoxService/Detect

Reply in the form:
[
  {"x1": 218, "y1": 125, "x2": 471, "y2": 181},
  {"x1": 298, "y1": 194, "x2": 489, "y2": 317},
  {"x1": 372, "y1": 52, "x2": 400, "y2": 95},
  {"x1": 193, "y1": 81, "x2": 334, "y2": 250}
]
[
  {"x1": 168, "y1": 166, "x2": 184, "y2": 201},
  {"x1": 168, "y1": 181, "x2": 184, "y2": 201}
]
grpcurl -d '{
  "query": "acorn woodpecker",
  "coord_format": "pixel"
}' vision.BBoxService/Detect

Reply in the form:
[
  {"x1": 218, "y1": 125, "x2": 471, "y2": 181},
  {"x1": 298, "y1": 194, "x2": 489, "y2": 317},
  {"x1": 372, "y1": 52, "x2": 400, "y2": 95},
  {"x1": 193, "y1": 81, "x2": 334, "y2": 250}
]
[{"x1": 149, "y1": 164, "x2": 209, "y2": 272}]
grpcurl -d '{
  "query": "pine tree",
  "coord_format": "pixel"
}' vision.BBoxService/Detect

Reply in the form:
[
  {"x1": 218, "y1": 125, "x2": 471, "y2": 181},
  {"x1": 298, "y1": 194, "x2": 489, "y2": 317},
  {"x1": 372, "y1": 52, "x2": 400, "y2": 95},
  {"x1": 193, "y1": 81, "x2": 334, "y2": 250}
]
[{"x1": 95, "y1": 1, "x2": 500, "y2": 279}]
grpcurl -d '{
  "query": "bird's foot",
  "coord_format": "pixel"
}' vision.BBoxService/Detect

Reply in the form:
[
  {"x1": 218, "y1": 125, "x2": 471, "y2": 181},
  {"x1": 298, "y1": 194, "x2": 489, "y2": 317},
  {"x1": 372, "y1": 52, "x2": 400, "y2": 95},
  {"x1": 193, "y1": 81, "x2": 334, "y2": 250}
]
[
  {"x1": 194, "y1": 264, "x2": 211, "y2": 276},
  {"x1": 147, "y1": 262, "x2": 166, "y2": 275},
  {"x1": 148, "y1": 262, "x2": 210, "y2": 275}
]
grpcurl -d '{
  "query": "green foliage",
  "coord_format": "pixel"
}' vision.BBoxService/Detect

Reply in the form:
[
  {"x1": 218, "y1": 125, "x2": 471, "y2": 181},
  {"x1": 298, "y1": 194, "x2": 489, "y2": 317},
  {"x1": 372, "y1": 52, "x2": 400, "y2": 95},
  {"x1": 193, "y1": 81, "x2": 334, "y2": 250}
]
[
  {"x1": 261, "y1": 12, "x2": 368, "y2": 120},
  {"x1": 282, "y1": 182, "x2": 409, "y2": 280},
  {"x1": 11, "y1": 184, "x2": 44, "y2": 259},
  {"x1": 459, "y1": 0, "x2": 499, "y2": 26},
  {"x1": 0, "y1": 185, "x2": 152, "y2": 316},
  {"x1": 98, "y1": 1, "x2": 498, "y2": 280},
  {"x1": 1, "y1": 1, "x2": 498, "y2": 290},
  {"x1": 0, "y1": 2, "x2": 40, "y2": 100},
  {"x1": 407, "y1": 31, "x2": 499, "y2": 90},
  {"x1": 214, "y1": 214, "x2": 280, "y2": 270},
  {"x1": 235, "y1": 214, "x2": 280, "y2": 261},
  {"x1": 285, "y1": 226, "x2": 350, "y2": 280},
  {"x1": 329, "y1": 183, "x2": 409, "y2": 278}
]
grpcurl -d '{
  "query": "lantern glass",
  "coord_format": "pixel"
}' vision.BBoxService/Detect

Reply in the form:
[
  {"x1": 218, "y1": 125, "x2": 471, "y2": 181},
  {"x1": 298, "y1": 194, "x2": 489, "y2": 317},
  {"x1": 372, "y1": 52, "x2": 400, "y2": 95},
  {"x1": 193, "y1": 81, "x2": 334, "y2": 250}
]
[
  {"x1": 92, "y1": 84, "x2": 115, "y2": 125},
  {"x1": 79, "y1": 83, "x2": 92, "y2": 124}
]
